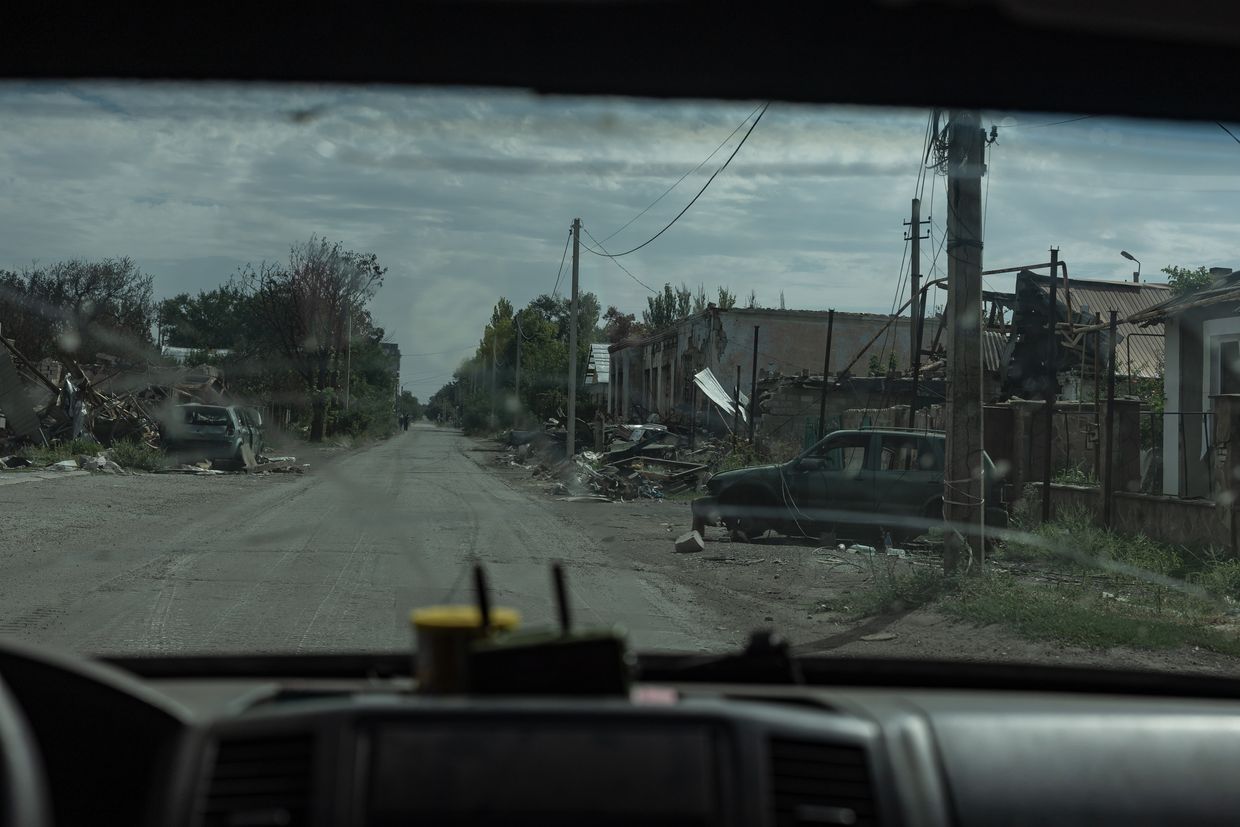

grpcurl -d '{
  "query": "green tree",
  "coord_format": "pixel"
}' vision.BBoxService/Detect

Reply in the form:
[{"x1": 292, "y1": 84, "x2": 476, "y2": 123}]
[
  {"x1": 717, "y1": 286, "x2": 737, "y2": 309},
  {"x1": 1162, "y1": 265, "x2": 1214, "y2": 297},
  {"x1": 0, "y1": 258, "x2": 155, "y2": 362},
  {"x1": 642, "y1": 283, "x2": 693, "y2": 329}
]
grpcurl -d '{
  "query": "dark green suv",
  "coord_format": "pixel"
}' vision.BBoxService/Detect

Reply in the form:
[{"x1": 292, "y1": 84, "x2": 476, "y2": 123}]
[{"x1": 692, "y1": 428, "x2": 1008, "y2": 543}]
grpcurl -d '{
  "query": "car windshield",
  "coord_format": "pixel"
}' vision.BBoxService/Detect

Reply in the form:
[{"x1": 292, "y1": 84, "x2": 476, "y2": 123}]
[{"x1": 2, "y1": 82, "x2": 1239, "y2": 678}]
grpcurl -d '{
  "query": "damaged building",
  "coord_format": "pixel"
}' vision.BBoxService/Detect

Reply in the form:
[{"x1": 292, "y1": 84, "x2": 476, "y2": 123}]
[{"x1": 607, "y1": 306, "x2": 914, "y2": 426}]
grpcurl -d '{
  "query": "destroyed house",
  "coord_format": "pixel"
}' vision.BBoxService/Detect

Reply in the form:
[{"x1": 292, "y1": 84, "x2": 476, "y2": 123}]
[
  {"x1": 991, "y1": 271, "x2": 1169, "y2": 400},
  {"x1": 607, "y1": 307, "x2": 913, "y2": 423},
  {"x1": 584, "y1": 343, "x2": 610, "y2": 406}
]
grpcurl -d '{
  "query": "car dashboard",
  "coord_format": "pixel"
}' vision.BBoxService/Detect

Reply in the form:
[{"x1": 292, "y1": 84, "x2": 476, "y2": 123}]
[{"x1": 3, "y1": 643, "x2": 1240, "y2": 827}]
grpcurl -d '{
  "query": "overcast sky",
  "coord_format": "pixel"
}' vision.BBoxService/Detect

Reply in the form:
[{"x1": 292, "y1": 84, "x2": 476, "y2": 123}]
[{"x1": 0, "y1": 82, "x2": 1236, "y2": 399}]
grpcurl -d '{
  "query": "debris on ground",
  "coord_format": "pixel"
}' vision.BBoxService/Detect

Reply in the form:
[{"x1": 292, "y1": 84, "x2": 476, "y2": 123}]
[
  {"x1": 674, "y1": 530, "x2": 705, "y2": 554},
  {"x1": 494, "y1": 421, "x2": 732, "y2": 504},
  {"x1": 0, "y1": 336, "x2": 310, "y2": 479}
]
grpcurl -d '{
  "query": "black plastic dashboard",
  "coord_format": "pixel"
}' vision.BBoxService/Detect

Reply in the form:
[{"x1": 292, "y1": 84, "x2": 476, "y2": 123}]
[{"x1": 5, "y1": 642, "x2": 1240, "y2": 827}]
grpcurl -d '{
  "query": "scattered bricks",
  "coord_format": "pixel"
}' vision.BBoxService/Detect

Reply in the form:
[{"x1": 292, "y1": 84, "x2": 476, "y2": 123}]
[{"x1": 674, "y1": 530, "x2": 705, "y2": 554}]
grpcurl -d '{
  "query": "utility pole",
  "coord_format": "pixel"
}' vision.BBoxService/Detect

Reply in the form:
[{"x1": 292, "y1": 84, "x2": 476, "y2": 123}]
[
  {"x1": 514, "y1": 318, "x2": 522, "y2": 413},
  {"x1": 489, "y1": 334, "x2": 497, "y2": 430},
  {"x1": 906, "y1": 198, "x2": 929, "y2": 425},
  {"x1": 567, "y1": 218, "x2": 581, "y2": 457},
  {"x1": 1102, "y1": 310, "x2": 1118, "y2": 528},
  {"x1": 1041, "y1": 247, "x2": 1060, "y2": 523},
  {"x1": 344, "y1": 298, "x2": 352, "y2": 412},
  {"x1": 748, "y1": 326, "x2": 759, "y2": 443},
  {"x1": 817, "y1": 309, "x2": 835, "y2": 440},
  {"x1": 942, "y1": 110, "x2": 986, "y2": 574}
]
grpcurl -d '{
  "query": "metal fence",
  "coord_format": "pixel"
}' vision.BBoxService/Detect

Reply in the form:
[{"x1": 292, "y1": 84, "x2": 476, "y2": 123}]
[{"x1": 1140, "y1": 410, "x2": 1214, "y2": 499}]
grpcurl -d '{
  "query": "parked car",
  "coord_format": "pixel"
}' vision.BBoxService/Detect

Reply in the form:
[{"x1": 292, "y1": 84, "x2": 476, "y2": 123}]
[
  {"x1": 692, "y1": 428, "x2": 1008, "y2": 543},
  {"x1": 159, "y1": 403, "x2": 263, "y2": 467}
]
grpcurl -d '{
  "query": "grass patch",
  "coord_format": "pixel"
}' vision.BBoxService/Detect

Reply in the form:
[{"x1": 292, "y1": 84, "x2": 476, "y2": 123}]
[
  {"x1": 18, "y1": 437, "x2": 102, "y2": 466},
  {"x1": 106, "y1": 439, "x2": 167, "y2": 471},
  {"x1": 942, "y1": 572, "x2": 1240, "y2": 657}
]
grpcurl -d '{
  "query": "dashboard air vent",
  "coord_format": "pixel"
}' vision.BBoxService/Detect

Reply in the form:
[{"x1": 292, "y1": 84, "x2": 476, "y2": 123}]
[
  {"x1": 769, "y1": 738, "x2": 875, "y2": 827},
  {"x1": 200, "y1": 734, "x2": 314, "y2": 827}
]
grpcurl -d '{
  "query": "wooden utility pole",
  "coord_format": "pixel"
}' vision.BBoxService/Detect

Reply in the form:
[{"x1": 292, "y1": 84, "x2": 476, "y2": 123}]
[
  {"x1": 514, "y1": 317, "x2": 522, "y2": 418},
  {"x1": 567, "y1": 218, "x2": 581, "y2": 457},
  {"x1": 942, "y1": 110, "x2": 987, "y2": 574},
  {"x1": 733, "y1": 364, "x2": 741, "y2": 436},
  {"x1": 817, "y1": 309, "x2": 835, "y2": 440}
]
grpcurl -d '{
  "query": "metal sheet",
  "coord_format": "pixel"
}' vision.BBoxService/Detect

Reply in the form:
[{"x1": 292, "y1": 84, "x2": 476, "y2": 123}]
[
  {"x1": 1028, "y1": 276, "x2": 1169, "y2": 378},
  {"x1": 693, "y1": 367, "x2": 748, "y2": 424}
]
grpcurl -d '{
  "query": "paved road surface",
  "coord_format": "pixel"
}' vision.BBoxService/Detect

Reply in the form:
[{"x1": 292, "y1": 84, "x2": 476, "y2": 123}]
[{"x1": 0, "y1": 424, "x2": 729, "y2": 656}]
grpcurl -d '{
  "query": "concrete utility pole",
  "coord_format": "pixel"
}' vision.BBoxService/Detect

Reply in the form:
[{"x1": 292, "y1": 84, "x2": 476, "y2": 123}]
[
  {"x1": 490, "y1": 334, "x2": 497, "y2": 429},
  {"x1": 567, "y1": 218, "x2": 581, "y2": 457},
  {"x1": 344, "y1": 298, "x2": 352, "y2": 412},
  {"x1": 1102, "y1": 309, "x2": 1118, "y2": 528},
  {"x1": 514, "y1": 318, "x2": 522, "y2": 410},
  {"x1": 942, "y1": 110, "x2": 987, "y2": 574},
  {"x1": 906, "y1": 198, "x2": 929, "y2": 424},
  {"x1": 748, "y1": 326, "x2": 759, "y2": 443}
]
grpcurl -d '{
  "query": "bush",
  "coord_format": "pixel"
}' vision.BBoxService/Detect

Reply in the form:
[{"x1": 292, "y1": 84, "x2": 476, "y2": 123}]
[
  {"x1": 18, "y1": 436, "x2": 101, "y2": 466},
  {"x1": 107, "y1": 439, "x2": 167, "y2": 472}
]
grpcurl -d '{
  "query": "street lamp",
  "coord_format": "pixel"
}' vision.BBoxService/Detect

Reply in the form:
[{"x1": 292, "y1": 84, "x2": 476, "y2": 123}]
[{"x1": 1121, "y1": 250, "x2": 1141, "y2": 283}]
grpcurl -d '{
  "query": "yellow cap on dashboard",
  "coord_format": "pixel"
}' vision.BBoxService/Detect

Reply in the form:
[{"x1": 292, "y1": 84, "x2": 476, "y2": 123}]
[{"x1": 410, "y1": 605, "x2": 521, "y2": 631}]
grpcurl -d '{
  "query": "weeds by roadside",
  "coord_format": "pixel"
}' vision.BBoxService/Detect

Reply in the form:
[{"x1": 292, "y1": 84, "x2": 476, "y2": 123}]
[
  {"x1": 849, "y1": 510, "x2": 1240, "y2": 658},
  {"x1": 17, "y1": 437, "x2": 102, "y2": 467},
  {"x1": 106, "y1": 439, "x2": 167, "y2": 471}
]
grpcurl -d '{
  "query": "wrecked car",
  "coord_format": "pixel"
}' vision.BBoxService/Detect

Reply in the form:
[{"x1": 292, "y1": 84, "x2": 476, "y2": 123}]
[
  {"x1": 693, "y1": 428, "x2": 1008, "y2": 543},
  {"x1": 158, "y1": 403, "x2": 261, "y2": 467}
]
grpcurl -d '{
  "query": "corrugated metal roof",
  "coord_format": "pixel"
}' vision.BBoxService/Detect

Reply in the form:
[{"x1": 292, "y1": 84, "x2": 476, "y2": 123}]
[
  {"x1": 982, "y1": 330, "x2": 1008, "y2": 373},
  {"x1": 586, "y1": 343, "x2": 610, "y2": 384},
  {"x1": 1129, "y1": 270, "x2": 1240, "y2": 324},
  {"x1": 1026, "y1": 274, "x2": 1168, "y2": 379}
]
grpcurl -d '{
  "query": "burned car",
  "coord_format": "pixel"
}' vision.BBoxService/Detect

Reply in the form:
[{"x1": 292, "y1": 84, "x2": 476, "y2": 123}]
[
  {"x1": 158, "y1": 403, "x2": 262, "y2": 467},
  {"x1": 693, "y1": 428, "x2": 1008, "y2": 543}
]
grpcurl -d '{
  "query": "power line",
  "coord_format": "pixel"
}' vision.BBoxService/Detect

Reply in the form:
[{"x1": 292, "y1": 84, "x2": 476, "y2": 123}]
[
  {"x1": 582, "y1": 102, "x2": 770, "y2": 259},
  {"x1": 404, "y1": 345, "x2": 476, "y2": 357},
  {"x1": 580, "y1": 224, "x2": 658, "y2": 292},
  {"x1": 599, "y1": 102, "x2": 765, "y2": 244},
  {"x1": 551, "y1": 227, "x2": 572, "y2": 296},
  {"x1": 1217, "y1": 121, "x2": 1240, "y2": 146},
  {"x1": 995, "y1": 114, "x2": 1095, "y2": 129}
]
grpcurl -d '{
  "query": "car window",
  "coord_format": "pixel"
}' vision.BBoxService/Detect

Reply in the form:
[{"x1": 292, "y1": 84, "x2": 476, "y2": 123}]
[
  {"x1": 815, "y1": 434, "x2": 870, "y2": 472},
  {"x1": 879, "y1": 436, "x2": 941, "y2": 473},
  {"x1": 184, "y1": 407, "x2": 230, "y2": 427}
]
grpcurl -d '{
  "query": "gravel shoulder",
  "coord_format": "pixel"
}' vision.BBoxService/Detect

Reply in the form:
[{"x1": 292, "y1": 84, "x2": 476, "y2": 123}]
[{"x1": 469, "y1": 435, "x2": 1240, "y2": 677}]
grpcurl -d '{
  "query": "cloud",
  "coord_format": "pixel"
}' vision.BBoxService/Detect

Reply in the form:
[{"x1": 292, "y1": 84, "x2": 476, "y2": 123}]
[{"x1": 0, "y1": 83, "x2": 1234, "y2": 399}]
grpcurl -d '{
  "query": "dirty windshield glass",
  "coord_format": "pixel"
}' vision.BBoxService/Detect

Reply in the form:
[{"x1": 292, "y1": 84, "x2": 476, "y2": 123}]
[{"x1": 1, "y1": 82, "x2": 1239, "y2": 677}]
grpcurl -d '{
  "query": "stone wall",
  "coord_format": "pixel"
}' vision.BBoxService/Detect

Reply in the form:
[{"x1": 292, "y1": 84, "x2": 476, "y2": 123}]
[{"x1": 1032, "y1": 483, "x2": 1228, "y2": 549}]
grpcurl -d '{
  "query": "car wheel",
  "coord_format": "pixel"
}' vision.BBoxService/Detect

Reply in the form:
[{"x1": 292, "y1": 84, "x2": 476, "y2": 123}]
[{"x1": 720, "y1": 488, "x2": 773, "y2": 540}]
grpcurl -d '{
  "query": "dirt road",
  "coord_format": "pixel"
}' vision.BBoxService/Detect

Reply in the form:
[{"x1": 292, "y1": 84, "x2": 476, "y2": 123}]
[{"x1": 0, "y1": 424, "x2": 731, "y2": 656}]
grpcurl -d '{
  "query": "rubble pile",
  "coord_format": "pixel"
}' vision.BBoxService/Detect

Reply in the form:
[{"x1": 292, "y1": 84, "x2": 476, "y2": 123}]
[
  {"x1": 495, "y1": 421, "x2": 726, "y2": 503},
  {"x1": 0, "y1": 337, "x2": 166, "y2": 452}
]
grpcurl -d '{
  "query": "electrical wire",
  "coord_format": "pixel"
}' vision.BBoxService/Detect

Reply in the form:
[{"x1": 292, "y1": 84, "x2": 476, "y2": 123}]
[
  {"x1": 581, "y1": 103, "x2": 770, "y2": 258},
  {"x1": 580, "y1": 224, "x2": 657, "y2": 292},
  {"x1": 996, "y1": 114, "x2": 1095, "y2": 129},
  {"x1": 551, "y1": 228, "x2": 572, "y2": 297},
  {"x1": 598, "y1": 102, "x2": 765, "y2": 244},
  {"x1": 1217, "y1": 121, "x2": 1240, "y2": 146}
]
